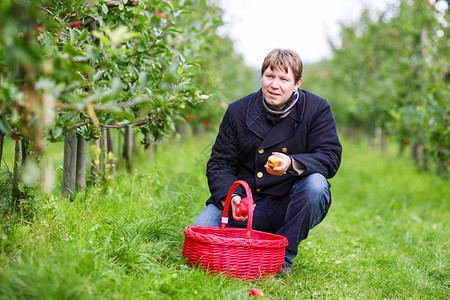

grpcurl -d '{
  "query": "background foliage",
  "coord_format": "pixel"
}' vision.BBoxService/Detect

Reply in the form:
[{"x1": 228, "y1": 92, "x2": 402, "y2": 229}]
[
  {"x1": 0, "y1": 0, "x2": 256, "y2": 198},
  {"x1": 0, "y1": 0, "x2": 256, "y2": 150},
  {"x1": 302, "y1": 0, "x2": 449, "y2": 175}
]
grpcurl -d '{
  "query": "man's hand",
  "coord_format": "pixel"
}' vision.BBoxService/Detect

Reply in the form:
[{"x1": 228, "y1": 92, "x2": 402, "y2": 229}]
[
  {"x1": 231, "y1": 195, "x2": 255, "y2": 221},
  {"x1": 264, "y1": 152, "x2": 291, "y2": 176}
]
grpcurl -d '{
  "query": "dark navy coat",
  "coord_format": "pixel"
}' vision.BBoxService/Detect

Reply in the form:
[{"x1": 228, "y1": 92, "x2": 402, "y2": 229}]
[{"x1": 206, "y1": 88, "x2": 342, "y2": 208}]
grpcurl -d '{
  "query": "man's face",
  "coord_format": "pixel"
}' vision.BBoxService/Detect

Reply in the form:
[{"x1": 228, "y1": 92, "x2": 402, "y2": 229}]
[{"x1": 261, "y1": 67, "x2": 302, "y2": 111}]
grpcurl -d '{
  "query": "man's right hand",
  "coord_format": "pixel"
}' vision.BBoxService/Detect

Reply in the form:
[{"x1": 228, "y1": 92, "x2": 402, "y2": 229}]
[
  {"x1": 231, "y1": 195, "x2": 245, "y2": 221},
  {"x1": 231, "y1": 195, "x2": 255, "y2": 221}
]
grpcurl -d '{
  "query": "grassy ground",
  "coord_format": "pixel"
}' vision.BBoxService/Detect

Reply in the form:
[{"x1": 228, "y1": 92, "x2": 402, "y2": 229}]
[{"x1": 0, "y1": 133, "x2": 448, "y2": 299}]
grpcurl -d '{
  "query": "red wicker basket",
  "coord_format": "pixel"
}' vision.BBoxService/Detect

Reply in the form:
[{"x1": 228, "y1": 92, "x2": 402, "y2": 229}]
[{"x1": 183, "y1": 180, "x2": 288, "y2": 280}]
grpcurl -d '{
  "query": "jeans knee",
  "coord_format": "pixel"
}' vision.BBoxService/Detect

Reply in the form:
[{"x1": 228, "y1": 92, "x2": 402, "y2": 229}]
[
  {"x1": 193, "y1": 204, "x2": 222, "y2": 227},
  {"x1": 292, "y1": 173, "x2": 330, "y2": 200},
  {"x1": 289, "y1": 173, "x2": 331, "y2": 228},
  {"x1": 290, "y1": 173, "x2": 331, "y2": 221},
  {"x1": 307, "y1": 173, "x2": 330, "y2": 198}
]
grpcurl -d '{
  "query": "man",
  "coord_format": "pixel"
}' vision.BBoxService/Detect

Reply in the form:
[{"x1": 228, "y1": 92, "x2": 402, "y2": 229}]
[{"x1": 193, "y1": 49, "x2": 342, "y2": 274}]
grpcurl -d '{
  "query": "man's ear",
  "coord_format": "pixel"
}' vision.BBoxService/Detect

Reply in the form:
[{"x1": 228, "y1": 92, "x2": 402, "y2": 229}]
[{"x1": 295, "y1": 78, "x2": 303, "y2": 88}]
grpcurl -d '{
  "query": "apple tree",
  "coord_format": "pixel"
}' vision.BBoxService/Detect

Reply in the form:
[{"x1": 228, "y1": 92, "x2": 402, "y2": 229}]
[
  {"x1": 0, "y1": 0, "x2": 255, "y2": 200},
  {"x1": 302, "y1": 0, "x2": 449, "y2": 175}
]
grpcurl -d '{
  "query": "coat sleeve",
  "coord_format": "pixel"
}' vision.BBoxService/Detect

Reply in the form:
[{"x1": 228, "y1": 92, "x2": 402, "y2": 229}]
[
  {"x1": 206, "y1": 107, "x2": 243, "y2": 208},
  {"x1": 291, "y1": 99, "x2": 342, "y2": 179}
]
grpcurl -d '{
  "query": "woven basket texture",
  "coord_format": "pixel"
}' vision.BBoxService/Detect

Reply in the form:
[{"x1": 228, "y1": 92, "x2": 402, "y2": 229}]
[
  {"x1": 183, "y1": 180, "x2": 288, "y2": 280},
  {"x1": 183, "y1": 225, "x2": 288, "y2": 280}
]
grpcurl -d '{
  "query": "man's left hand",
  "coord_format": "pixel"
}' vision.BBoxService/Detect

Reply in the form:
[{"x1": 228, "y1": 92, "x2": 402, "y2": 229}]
[{"x1": 264, "y1": 152, "x2": 291, "y2": 176}]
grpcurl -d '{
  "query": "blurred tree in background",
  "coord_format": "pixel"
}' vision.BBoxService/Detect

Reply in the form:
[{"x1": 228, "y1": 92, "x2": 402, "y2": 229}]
[{"x1": 302, "y1": 0, "x2": 449, "y2": 175}]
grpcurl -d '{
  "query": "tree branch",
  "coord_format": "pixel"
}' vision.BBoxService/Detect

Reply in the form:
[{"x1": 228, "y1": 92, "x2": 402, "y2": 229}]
[
  {"x1": 68, "y1": 115, "x2": 152, "y2": 130},
  {"x1": 147, "y1": 13, "x2": 178, "y2": 54},
  {"x1": 169, "y1": 24, "x2": 211, "y2": 47},
  {"x1": 59, "y1": 96, "x2": 153, "y2": 112},
  {"x1": 106, "y1": 0, "x2": 139, "y2": 7}
]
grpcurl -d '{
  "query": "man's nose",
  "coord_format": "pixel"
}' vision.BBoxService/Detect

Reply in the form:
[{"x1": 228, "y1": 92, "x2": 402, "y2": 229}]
[{"x1": 270, "y1": 78, "x2": 280, "y2": 88}]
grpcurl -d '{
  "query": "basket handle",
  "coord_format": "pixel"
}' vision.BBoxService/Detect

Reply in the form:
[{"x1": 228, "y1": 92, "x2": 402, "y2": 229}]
[{"x1": 220, "y1": 180, "x2": 254, "y2": 239}]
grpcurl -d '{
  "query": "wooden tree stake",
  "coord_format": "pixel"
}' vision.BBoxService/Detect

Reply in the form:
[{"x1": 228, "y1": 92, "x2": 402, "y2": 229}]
[
  {"x1": 76, "y1": 133, "x2": 86, "y2": 191},
  {"x1": 12, "y1": 140, "x2": 21, "y2": 201},
  {"x1": 123, "y1": 126, "x2": 133, "y2": 171},
  {"x1": 106, "y1": 128, "x2": 116, "y2": 174},
  {"x1": 0, "y1": 132, "x2": 4, "y2": 169},
  {"x1": 62, "y1": 132, "x2": 78, "y2": 200},
  {"x1": 100, "y1": 128, "x2": 107, "y2": 176}
]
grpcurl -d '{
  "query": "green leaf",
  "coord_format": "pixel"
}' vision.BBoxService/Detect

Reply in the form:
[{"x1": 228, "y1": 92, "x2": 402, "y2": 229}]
[
  {"x1": 110, "y1": 78, "x2": 123, "y2": 97},
  {"x1": 70, "y1": 29, "x2": 78, "y2": 45},
  {"x1": 52, "y1": 126, "x2": 63, "y2": 139},
  {"x1": 138, "y1": 71, "x2": 148, "y2": 92},
  {"x1": 78, "y1": 29, "x2": 89, "y2": 42},
  {"x1": 110, "y1": 27, "x2": 140, "y2": 45},
  {"x1": 92, "y1": 31, "x2": 110, "y2": 46},
  {"x1": 102, "y1": 3, "x2": 108, "y2": 14},
  {"x1": 177, "y1": 63, "x2": 184, "y2": 75},
  {"x1": 93, "y1": 69, "x2": 106, "y2": 83},
  {"x1": 0, "y1": 119, "x2": 13, "y2": 135}
]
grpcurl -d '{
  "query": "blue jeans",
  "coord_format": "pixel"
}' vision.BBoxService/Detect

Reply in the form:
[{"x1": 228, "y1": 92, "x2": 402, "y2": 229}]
[{"x1": 193, "y1": 173, "x2": 331, "y2": 267}]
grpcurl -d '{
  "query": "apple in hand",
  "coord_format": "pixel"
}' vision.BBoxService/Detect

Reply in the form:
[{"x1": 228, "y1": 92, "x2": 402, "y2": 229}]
[
  {"x1": 235, "y1": 197, "x2": 249, "y2": 218},
  {"x1": 267, "y1": 154, "x2": 283, "y2": 168},
  {"x1": 249, "y1": 288, "x2": 264, "y2": 297}
]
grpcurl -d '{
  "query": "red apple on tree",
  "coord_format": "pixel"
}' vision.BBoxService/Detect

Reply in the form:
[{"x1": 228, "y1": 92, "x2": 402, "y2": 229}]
[
  {"x1": 267, "y1": 154, "x2": 283, "y2": 168},
  {"x1": 70, "y1": 21, "x2": 81, "y2": 28}
]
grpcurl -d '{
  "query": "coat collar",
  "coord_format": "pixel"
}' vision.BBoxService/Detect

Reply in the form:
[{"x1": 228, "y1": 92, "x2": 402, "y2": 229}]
[{"x1": 246, "y1": 89, "x2": 305, "y2": 148}]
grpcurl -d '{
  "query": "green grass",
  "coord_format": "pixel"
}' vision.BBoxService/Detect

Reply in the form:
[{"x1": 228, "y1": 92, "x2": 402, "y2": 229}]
[
  {"x1": 1, "y1": 137, "x2": 65, "y2": 168},
  {"x1": 0, "y1": 134, "x2": 448, "y2": 299}
]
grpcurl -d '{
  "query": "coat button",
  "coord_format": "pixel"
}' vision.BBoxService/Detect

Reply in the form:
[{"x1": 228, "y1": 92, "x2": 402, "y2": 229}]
[
  {"x1": 258, "y1": 149, "x2": 264, "y2": 154},
  {"x1": 257, "y1": 172, "x2": 263, "y2": 178},
  {"x1": 256, "y1": 188, "x2": 262, "y2": 192},
  {"x1": 282, "y1": 147, "x2": 287, "y2": 153}
]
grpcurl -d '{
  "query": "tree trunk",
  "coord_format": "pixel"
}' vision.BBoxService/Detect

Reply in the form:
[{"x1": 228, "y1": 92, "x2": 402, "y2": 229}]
[
  {"x1": 90, "y1": 139, "x2": 100, "y2": 178},
  {"x1": 76, "y1": 133, "x2": 86, "y2": 191},
  {"x1": 421, "y1": 146, "x2": 430, "y2": 172},
  {"x1": 123, "y1": 126, "x2": 133, "y2": 171},
  {"x1": 399, "y1": 141, "x2": 406, "y2": 156},
  {"x1": 0, "y1": 132, "x2": 4, "y2": 169},
  {"x1": 412, "y1": 142, "x2": 420, "y2": 163},
  {"x1": 21, "y1": 139, "x2": 29, "y2": 165},
  {"x1": 106, "y1": 128, "x2": 116, "y2": 174},
  {"x1": 375, "y1": 127, "x2": 386, "y2": 150},
  {"x1": 118, "y1": 128, "x2": 123, "y2": 168},
  {"x1": 12, "y1": 140, "x2": 21, "y2": 201},
  {"x1": 62, "y1": 132, "x2": 78, "y2": 200},
  {"x1": 100, "y1": 128, "x2": 107, "y2": 177}
]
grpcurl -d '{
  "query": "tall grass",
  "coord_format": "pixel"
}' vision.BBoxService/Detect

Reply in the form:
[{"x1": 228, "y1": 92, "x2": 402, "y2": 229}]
[{"x1": 0, "y1": 134, "x2": 448, "y2": 299}]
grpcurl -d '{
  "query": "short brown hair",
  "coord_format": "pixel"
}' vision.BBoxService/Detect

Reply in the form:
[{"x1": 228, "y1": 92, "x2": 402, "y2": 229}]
[{"x1": 261, "y1": 49, "x2": 303, "y2": 83}]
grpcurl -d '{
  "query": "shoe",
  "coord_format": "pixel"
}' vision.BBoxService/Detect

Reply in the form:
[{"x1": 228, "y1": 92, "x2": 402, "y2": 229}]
[{"x1": 277, "y1": 263, "x2": 291, "y2": 275}]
